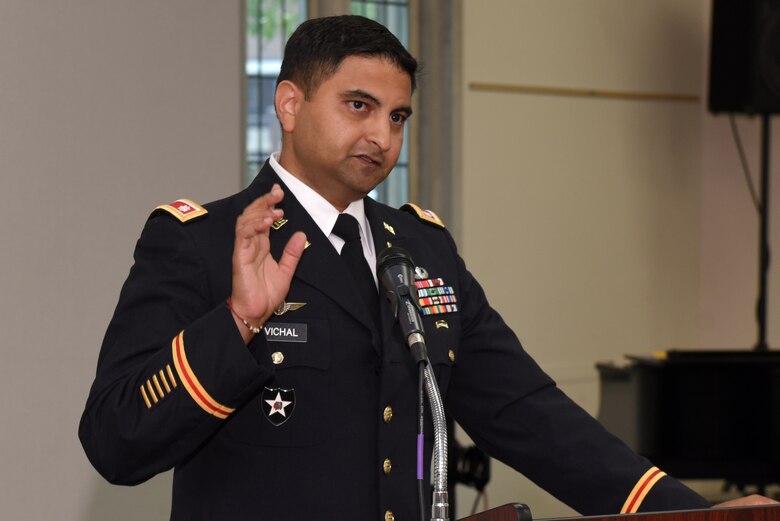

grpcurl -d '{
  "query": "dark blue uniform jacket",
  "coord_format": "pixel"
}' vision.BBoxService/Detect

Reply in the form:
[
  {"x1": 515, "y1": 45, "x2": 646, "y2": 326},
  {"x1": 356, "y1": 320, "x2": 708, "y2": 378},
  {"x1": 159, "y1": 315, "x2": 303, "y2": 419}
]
[{"x1": 79, "y1": 162, "x2": 709, "y2": 520}]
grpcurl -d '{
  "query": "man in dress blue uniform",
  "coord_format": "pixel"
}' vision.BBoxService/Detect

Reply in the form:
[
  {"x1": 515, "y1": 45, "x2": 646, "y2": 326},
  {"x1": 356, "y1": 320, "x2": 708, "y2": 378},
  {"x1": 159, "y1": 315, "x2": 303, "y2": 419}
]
[{"x1": 79, "y1": 15, "x2": 772, "y2": 521}]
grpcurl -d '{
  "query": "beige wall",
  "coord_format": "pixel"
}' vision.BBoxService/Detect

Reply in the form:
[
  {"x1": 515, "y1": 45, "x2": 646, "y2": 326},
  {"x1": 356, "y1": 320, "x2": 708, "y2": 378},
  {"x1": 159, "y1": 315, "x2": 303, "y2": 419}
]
[
  {"x1": 2, "y1": 1, "x2": 778, "y2": 519},
  {"x1": 456, "y1": 0, "x2": 779, "y2": 518},
  {"x1": 0, "y1": 1, "x2": 243, "y2": 519}
]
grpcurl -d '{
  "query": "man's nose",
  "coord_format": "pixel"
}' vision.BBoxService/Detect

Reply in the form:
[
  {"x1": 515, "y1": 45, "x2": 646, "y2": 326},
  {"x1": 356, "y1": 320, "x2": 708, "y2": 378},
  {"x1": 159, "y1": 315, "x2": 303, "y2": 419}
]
[{"x1": 366, "y1": 115, "x2": 392, "y2": 151}]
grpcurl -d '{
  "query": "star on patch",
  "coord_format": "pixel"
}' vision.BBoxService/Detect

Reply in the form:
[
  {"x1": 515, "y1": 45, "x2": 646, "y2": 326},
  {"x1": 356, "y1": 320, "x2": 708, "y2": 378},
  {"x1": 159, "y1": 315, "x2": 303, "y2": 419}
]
[
  {"x1": 265, "y1": 392, "x2": 291, "y2": 417},
  {"x1": 261, "y1": 387, "x2": 296, "y2": 426}
]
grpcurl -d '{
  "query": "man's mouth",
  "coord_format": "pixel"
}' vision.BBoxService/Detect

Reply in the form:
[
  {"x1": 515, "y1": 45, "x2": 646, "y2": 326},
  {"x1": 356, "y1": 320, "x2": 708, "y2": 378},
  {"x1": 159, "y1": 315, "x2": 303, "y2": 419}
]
[{"x1": 355, "y1": 154, "x2": 382, "y2": 167}]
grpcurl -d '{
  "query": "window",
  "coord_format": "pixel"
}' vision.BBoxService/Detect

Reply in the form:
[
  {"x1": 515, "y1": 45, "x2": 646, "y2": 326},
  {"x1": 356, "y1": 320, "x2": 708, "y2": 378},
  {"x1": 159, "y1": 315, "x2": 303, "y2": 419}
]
[
  {"x1": 351, "y1": 0, "x2": 411, "y2": 208},
  {"x1": 245, "y1": 0, "x2": 307, "y2": 182},
  {"x1": 244, "y1": 0, "x2": 411, "y2": 207}
]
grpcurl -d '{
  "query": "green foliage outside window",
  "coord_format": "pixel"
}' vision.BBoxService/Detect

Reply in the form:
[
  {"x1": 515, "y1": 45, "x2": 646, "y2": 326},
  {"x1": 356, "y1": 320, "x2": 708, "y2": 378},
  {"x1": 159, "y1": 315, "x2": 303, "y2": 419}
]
[{"x1": 246, "y1": 0, "x2": 300, "y2": 41}]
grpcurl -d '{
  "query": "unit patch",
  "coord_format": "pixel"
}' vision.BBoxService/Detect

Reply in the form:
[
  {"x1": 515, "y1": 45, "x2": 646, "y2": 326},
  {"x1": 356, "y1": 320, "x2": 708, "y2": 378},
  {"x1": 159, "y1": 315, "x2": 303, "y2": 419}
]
[
  {"x1": 264, "y1": 322, "x2": 307, "y2": 343},
  {"x1": 415, "y1": 278, "x2": 458, "y2": 315},
  {"x1": 262, "y1": 387, "x2": 295, "y2": 426}
]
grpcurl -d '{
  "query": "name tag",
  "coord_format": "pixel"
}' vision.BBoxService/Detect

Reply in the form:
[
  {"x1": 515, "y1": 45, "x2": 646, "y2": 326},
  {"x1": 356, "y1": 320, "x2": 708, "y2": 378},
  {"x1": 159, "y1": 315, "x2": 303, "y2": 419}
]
[{"x1": 264, "y1": 322, "x2": 307, "y2": 343}]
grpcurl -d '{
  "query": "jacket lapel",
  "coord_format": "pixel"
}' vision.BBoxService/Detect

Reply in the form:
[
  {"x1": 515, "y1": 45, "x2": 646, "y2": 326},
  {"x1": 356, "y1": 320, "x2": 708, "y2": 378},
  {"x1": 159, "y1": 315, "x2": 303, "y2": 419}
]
[
  {"x1": 365, "y1": 198, "x2": 419, "y2": 358},
  {"x1": 250, "y1": 163, "x2": 381, "y2": 344}
]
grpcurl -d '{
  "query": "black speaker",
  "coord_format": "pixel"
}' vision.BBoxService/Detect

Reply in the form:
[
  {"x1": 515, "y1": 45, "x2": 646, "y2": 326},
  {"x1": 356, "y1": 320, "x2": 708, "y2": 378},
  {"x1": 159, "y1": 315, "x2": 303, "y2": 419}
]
[{"x1": 709, "y1": 0, "x2": 780, "y2": 114}]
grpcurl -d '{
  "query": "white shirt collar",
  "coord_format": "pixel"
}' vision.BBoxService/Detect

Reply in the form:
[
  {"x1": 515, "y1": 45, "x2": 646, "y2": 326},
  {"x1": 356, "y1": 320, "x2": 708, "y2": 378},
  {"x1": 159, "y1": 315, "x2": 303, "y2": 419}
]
[{"x1": 268, "y1": 153, "x2": 376, "y2": 274}]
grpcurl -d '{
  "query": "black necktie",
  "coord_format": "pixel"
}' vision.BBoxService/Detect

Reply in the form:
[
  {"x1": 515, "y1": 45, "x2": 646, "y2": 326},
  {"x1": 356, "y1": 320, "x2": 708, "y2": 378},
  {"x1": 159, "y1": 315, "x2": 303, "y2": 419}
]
[{"x1": 332, "y1": 213, "x2": 379, "y2": 326}]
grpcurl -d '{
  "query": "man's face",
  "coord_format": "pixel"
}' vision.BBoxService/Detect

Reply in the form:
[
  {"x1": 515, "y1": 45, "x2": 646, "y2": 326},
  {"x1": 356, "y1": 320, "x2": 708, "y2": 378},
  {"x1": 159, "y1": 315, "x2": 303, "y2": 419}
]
[{"x1": 278, "y1": 55, "x2": 413, "y2": 211}]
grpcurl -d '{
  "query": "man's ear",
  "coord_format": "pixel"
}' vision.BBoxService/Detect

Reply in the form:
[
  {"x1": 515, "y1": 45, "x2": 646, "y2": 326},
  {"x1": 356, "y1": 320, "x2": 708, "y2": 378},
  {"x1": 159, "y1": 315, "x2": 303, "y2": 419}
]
[{"x1": 275, "y1": 80, "x2": 302, "y2": 133}]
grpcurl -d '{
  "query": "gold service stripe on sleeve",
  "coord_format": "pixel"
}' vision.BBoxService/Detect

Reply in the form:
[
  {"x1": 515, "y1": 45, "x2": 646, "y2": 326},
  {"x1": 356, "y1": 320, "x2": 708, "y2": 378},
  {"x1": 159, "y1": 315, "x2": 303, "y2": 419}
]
[
  {"x1": 152, "y1": 374, "x2": 165, "y2": 396},
  {"x1": 171, "y1": 331, "x2": 234, "y2": 419},
  {"x1": 145, "y1": 380, "x2": 159, "y2": 404},
  {"x1": 159, "y1": 370, "x2": 172, "y2": 393},
  {"x1": 140, "y1": 385, "x2": 152, "y2": 409},
  {"x1": 621, "y1": 467, "x2": 667, "y2": 514},
  {"x1": 166, "y1": 364, "x2": 177, "y2": 388}
]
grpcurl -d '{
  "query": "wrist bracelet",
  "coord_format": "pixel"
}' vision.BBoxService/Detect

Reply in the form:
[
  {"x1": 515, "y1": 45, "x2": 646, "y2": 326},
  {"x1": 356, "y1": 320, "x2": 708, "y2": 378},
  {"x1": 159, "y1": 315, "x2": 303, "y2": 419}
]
[{"x1": 226, "y1": 298, "x2": 262, "y2": 335}]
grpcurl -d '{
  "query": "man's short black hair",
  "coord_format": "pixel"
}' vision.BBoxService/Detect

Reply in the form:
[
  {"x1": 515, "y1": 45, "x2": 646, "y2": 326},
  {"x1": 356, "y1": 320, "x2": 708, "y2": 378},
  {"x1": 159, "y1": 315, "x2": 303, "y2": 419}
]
[{"x1": 277, "y1": 15, "x2": 418, "y2": 99}]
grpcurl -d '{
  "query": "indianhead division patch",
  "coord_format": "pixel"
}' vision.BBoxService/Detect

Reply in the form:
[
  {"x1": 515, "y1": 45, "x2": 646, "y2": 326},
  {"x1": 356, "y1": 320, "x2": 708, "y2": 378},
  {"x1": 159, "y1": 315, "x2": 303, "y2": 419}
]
[{"x1": 262, "y1": 387, "x2": 296, "y2": 426}]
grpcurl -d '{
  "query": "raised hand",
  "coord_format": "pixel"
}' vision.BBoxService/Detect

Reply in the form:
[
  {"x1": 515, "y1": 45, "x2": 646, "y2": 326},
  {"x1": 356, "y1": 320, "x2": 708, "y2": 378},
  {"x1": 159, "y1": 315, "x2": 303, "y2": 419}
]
[{"x1": 229, "y1": 184, "x2": 306, "y2": 342}]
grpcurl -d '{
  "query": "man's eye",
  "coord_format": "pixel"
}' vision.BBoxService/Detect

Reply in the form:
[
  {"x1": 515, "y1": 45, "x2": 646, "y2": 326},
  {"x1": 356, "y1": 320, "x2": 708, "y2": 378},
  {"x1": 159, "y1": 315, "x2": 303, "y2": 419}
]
[
  {"x1": 391, "y1": 113, "x2": 407, "y2": 124},
  {"x1": 351, "y1": 101, "x2": 365, "y2": 110}
]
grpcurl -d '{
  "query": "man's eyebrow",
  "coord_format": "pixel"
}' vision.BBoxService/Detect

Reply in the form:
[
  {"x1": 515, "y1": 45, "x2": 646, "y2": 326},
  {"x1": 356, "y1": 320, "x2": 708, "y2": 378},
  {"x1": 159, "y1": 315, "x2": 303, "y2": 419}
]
[
  {"x1": 342, "y1": 89, "x2": 382, "y2": 106},
  {"x1": 342, "y1": 89, "x2": 413, "y2": 117}
]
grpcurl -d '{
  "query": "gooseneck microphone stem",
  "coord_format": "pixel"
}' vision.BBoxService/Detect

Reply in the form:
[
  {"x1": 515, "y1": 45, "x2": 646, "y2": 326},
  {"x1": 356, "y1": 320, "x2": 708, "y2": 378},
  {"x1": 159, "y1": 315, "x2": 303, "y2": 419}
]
[
  {"x1": 377, "y1": 247, "x2": 450, "y2": 521},
  {"x1": 417, "y1": 362, "x2": 426, "y2": 521},
  {"x1": 425, "y1": 361, "x2": 450, "y2": 521}
]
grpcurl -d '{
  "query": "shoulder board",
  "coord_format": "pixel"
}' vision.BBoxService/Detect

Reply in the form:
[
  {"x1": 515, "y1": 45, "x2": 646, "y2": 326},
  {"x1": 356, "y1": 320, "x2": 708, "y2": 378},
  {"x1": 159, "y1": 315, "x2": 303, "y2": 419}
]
[
  {"x1": 400, "y1": 203, "x2": 445, "y2": 229},
  {"x1": 153, "y1": 198, "x2": 208, "y2": 223}
]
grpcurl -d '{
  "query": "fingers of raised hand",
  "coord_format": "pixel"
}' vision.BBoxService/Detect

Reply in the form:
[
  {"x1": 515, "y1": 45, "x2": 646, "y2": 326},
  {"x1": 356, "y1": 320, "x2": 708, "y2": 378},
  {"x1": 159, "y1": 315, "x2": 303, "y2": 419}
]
[
  {"x1": 277, "y1": 231, "x2": 307, "y2": 277},
  {"x1": 236, "y1": 209, "x2": 283, "y2": 239},
  {"x1": 246, "y1": 183, "x2": 284, "y2": 213},
  {"x1": 236, "y1": 185, "x2": 286, "y2": 239}
]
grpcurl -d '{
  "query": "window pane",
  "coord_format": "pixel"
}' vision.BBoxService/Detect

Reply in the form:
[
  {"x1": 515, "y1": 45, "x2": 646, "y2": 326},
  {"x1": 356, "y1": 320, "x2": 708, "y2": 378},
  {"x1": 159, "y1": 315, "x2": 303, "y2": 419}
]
[
  {"x1": 244, "y1": 0, "x2": 411, "y2": 206},
  {"x1": 351, "y1": 1, "x2": 411, "y2": 206},
  {"x1": 245, "y1": 0, "x2": 307, "y2": 183}
]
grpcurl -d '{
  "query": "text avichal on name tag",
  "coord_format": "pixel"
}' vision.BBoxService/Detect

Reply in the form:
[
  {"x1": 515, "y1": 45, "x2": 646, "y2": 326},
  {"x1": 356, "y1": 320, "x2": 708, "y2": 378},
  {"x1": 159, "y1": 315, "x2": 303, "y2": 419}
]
[{"x1": 264, "y1": 323, "x2": 307, "y2": 343}]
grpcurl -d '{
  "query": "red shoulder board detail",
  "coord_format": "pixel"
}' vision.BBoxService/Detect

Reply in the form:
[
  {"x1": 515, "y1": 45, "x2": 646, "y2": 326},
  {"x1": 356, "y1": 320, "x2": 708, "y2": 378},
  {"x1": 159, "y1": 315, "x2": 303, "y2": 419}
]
[
  {"x1": 154, "y1": 199, "x2": 208, "y2": 223},
  {"x1": 401, "y1": 203, "x2": 445, "y2": 229}
]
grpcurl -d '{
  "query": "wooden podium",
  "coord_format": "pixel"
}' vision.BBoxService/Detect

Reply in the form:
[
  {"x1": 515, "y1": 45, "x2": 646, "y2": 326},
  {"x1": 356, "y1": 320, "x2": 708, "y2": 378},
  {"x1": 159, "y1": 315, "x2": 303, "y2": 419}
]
[{"x1": 459, "y1": 504, "x2": 780, "y2": 521}]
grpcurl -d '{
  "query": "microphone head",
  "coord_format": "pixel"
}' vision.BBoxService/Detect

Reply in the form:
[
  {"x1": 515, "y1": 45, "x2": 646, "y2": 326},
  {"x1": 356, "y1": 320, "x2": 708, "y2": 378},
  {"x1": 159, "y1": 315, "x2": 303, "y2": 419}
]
[
  {"x1": 376, "y1": 246, "x2": 418, "y2": 313},
  {"x1": 377, "y1": 246, "x2": 415, "y2": 280}
]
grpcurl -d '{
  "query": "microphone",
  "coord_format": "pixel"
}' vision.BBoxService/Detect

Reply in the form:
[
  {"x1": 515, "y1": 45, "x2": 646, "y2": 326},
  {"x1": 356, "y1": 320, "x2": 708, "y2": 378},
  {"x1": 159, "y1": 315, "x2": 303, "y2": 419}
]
[
  {"x1": 377, "y1": 247, "x2": 428, "y2": 364},
  {"x1": 378, "y1": 246, "x2": 451, "y2": 520}
]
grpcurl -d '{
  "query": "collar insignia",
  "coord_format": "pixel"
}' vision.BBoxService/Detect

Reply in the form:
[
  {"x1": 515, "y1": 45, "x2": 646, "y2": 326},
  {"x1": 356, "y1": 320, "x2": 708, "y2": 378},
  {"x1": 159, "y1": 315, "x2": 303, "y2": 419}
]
[
  {"x1": 383, "y1": 222, "x2": 396, "y2": 235},
  {"x1": 271, "y1": 218, "x2": 288, "y2": 230}
]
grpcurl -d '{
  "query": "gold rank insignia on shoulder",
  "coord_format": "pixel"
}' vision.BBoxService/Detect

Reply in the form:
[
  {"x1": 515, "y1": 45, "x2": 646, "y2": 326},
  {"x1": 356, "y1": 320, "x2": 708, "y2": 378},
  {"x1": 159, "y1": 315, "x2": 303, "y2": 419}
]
[
  {"x1": 154, "y1": 199, "x2": 208, "y2": 223},
  {"x1": 400, "y1": 203, "x2": 445, "y2": 229}
]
